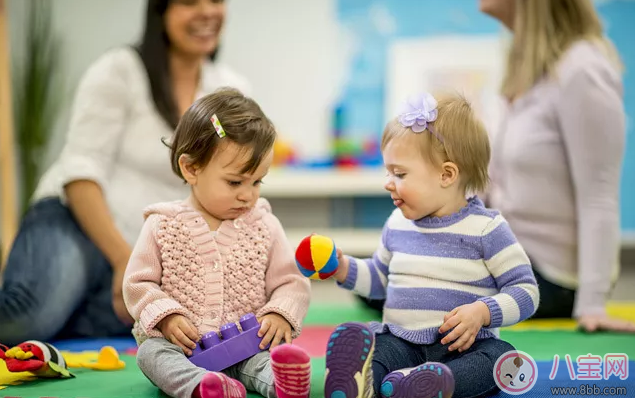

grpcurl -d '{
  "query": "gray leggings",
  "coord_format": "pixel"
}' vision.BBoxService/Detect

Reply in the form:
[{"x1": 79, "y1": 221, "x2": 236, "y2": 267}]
[{"x1": 137, "y1": 337, "x2": 276, "y2": 398}]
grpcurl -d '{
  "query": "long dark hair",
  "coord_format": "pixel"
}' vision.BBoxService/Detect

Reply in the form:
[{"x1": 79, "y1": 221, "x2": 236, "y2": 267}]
[{"x1": 135, "y1": 0, "x2": 218, "y2": 129}]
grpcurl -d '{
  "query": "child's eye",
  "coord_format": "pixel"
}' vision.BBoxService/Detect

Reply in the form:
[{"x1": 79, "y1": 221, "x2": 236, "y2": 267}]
[
  {"x1": 395, "y1": 173, "x2": 405, "y2": 179},
  {"x1": 228, "y1": 180, "x2": 242, "y2": 187},
  {"x1": 254, "y1": 180, "x2": 264, "y2": 186}
]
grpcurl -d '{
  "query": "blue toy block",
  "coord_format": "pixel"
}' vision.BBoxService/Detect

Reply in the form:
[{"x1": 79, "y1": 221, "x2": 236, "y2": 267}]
[{"x1": 188, "y1": 313, "x2": 267, "y2": 371}]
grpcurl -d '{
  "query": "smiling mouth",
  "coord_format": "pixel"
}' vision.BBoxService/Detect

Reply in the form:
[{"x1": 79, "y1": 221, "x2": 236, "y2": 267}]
[
  {"x1": 188, "y1": 22, "x2": 220, "y2": 39},
  {"x1": 189, "y1": 30, "x2": 217, "y2": 39}
]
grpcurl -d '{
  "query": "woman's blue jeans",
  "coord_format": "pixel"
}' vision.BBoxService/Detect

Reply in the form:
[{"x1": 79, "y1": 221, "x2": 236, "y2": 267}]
[{"x1": 0, "y1": 197, "x2": 131, "y2": 346}]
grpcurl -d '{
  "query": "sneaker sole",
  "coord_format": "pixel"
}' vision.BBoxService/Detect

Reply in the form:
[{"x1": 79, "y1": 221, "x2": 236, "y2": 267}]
[
  {"x1": 380, "y1": 362, "x2": 454, "y2": 398},
  {"x1": 324, "y1": 323, "x2": 375, "y2": 398}
]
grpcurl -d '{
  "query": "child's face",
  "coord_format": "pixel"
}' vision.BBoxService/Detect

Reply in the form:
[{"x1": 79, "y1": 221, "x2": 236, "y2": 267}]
[
  {"x1": 187, "y1": 141, "x2": 273, "y2": 221},
  {"x1": 382, "y1": 134, "x2": 449, "y2": 220}
]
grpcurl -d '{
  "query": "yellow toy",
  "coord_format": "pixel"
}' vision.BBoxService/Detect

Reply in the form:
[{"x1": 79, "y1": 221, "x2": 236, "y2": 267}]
[
  {"x1": 66, "y1": 346, "x2": 126, "y2": 371},
  {"x1": 273, "y1": 137, "x2": 296, "y2": 166}
]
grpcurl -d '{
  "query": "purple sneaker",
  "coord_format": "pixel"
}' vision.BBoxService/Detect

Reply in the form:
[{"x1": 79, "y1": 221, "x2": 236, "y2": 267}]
[
  {"x1": 324, "y1": 322, "x2": 375, "y2": 398},
  {"x1": 380, "y1": 362, "x2": 455, "y2": 398}
]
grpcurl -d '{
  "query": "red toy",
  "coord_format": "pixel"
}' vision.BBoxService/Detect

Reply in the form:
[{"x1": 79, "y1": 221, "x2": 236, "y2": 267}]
[{"x1": 0, "y1": 340, "x2": 72, "y2": 378}]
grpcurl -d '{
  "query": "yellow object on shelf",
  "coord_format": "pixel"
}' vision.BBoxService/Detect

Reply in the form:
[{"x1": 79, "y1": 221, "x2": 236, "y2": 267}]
[{"x1": 273, "y1": 137, "x2": 296, "y2": 166}]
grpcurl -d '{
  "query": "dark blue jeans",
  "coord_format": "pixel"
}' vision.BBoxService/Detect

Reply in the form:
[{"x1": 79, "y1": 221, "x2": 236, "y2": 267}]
[
  {"x1": 531, "y1": 267, "x2": 575, "y2": 318},
  {"x1": 0, "y1": 197, "x2": 130, "y2": 346},
  {"x1": 372, "y1": 332, "x2": 515, "y2": 398}
]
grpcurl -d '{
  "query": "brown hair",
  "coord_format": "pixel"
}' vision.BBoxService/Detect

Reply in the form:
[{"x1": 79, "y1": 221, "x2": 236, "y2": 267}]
[
  {"x1": 502, "y1": 0, "x2": 621, "y2": 99},
  {"x1": 166, "y1": 87, "x2": 277, "y2": 181},
  {"x1": 381, "y1": 92, "x2": 490, "y2": 194}
]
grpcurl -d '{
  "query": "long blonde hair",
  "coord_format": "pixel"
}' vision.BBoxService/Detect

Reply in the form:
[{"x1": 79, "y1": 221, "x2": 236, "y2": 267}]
[{"x1": 502, "y1": 0, "x2": 621, "y2": 99}]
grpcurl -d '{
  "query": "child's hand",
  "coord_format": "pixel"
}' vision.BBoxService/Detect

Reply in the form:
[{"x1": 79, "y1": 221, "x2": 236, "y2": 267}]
[
  {"x1": 157, "y1": 314, "x2": 199, "y2": 356},
  {"x1": 333, "y1": 248, "x2": 350, "y2": 284},
  {"x1": 257, "y1": 313, "x2": 292, "y2": 350},
  {"x1": 439, "y1": 301, "x2": 490, "y2": 352}
]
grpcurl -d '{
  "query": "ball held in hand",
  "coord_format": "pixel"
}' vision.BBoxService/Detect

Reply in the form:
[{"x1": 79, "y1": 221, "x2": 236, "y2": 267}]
[{"x1": 295, "y1": 234, "x2": 339, "y2": 280}]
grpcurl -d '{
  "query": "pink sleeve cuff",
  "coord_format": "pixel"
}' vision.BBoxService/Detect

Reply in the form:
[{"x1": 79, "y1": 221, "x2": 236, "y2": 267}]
[
  {"x1": 256, "y1": 293, "x2": 310, "y2": 339},
  {"x1": 139, "y1": 298, "x2": 188, "y2": 335}
]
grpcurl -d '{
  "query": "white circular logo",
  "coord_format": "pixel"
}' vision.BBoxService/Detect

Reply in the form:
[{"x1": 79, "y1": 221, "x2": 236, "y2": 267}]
[{"x1": 493, "y1": 350, "x2": 538, "y2": 395}]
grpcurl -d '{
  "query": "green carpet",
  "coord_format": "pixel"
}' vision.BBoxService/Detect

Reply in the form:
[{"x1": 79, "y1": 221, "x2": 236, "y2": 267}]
[
  {"x1": 501, "y1": 329, "x2": 635, "y2": 361},
  {"x1": 3, "y1": 301, "x2": 634, "y2": 398},
  {"x1": 1, "y1": 355, "x2": 326, "y2": 398}
]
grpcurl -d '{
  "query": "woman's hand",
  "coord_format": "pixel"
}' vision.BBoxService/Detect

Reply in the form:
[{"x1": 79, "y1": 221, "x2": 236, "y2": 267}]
[
  {"x1": 578, "y1": 314, "x2": 635, "y2": 333},
  {"x1": 112, "y1": 264, "x2": 134, "y2": 325}
]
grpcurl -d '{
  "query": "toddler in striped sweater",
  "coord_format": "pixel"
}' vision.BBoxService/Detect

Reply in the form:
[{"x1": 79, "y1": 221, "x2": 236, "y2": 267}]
[{"x1": 324, "y1": 92, "x2": 540, "y2": 398}]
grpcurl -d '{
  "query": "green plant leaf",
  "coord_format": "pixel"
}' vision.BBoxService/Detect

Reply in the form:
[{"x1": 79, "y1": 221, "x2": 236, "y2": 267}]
[{"x1": 13, "y1": 0, "x2": 64, "y2": 215}]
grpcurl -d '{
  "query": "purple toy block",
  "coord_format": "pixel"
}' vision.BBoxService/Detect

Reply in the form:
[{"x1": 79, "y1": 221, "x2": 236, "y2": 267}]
[{"x1": 188, "y1": 313, "x2": 267, "y2": 371}]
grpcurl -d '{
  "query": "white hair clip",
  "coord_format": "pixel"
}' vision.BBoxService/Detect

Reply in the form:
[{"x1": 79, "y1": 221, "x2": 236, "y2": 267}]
[{"x1": 211, "y1": 114, "x2": 226, "y2": 138}]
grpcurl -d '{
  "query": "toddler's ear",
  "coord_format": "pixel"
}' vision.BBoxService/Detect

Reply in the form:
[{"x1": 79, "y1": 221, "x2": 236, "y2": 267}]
[
  {"x1": 440, "y1": 161, "x2": 459, "y2": 187},
  {"x1": 178, "y1": 154, "x2": 199, "y2": 184}
]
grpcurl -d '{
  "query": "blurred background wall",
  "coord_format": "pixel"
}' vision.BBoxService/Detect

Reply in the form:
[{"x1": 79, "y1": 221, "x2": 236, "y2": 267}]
[{"x1": 4, "y1": 0, "x2": 635, "y2": 255}]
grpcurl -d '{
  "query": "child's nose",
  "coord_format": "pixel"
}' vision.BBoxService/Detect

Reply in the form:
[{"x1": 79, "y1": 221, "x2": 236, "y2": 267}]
[
  {"x1": 238, "y1": 189, "x2": 254, "y2": 203},
  {"x1": 384, "y1": 179, "x2": 394, "y2": 192}
]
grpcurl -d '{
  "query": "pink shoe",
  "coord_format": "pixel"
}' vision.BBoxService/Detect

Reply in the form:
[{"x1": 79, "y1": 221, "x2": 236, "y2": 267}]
[
  {"x1": 192, "y1": 372, "x2": 247, "y2": 398},
  {"x1": 271, "y1": 344, "x2": 312, "y2": 398}
]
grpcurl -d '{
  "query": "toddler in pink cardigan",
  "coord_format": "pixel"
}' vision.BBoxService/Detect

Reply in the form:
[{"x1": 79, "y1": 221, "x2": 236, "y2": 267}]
[{"x1": 123, "y1": 88, "x2": 312, "y2": 398}]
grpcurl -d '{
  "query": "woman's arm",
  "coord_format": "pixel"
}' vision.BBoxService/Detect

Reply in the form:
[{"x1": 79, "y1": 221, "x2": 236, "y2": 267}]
[
  {"x1": 556, "y1": 49, "x2": 624, "y2": 319},
  {"x1": 65, "y1": 181, "x2": 130, "y2": 269},
  {"x1": 57, "y1": 49, "x2": 135, "y2": 322},
  {"x1": 66, "y1": 180, "x2": 133, "y2": 324}
]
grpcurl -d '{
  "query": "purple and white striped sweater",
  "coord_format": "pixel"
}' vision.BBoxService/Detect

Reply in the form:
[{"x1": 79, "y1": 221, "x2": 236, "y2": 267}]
[{"x1": 339, "y1": 196, "x2": 539, "y2": 344}]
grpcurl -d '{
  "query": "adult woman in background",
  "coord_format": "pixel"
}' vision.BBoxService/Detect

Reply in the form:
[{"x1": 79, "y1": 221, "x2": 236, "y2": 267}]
[
  {"x1": 481, "y1": 0, "x2": 635, "y2": 333},
  {"x1": 0, "y1": 0, "x2": 250, "y2": 346}
]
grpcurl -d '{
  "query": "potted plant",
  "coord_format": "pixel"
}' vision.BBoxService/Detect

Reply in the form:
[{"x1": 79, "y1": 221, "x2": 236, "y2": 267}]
[{"x1": 13, "y1": 0, "x2": 63, "y2": 215}]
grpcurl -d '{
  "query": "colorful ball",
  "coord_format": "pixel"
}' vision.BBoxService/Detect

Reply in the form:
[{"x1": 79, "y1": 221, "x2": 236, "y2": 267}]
[{"x1": 295, "y1": 234, "x2": 339, "y2": 280}]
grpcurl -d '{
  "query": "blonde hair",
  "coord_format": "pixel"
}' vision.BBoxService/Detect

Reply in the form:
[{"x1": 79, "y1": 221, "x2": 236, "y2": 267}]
[
  {"x1": 502, "y1": 0, "x2": 621, "y2": 99},
  {"x1": 381, "y1": 93, "x2": 490, "y2": 194}
]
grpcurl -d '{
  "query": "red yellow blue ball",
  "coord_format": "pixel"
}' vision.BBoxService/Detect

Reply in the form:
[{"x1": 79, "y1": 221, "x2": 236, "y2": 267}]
[{"x1": 295, "y1": 234, "x2": 339, "y2": 280}]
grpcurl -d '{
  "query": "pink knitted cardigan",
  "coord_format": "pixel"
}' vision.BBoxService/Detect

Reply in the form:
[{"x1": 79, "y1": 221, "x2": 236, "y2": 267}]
[{"x1": 123, "y1": 198, "x2": 311, "y2": 344}]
